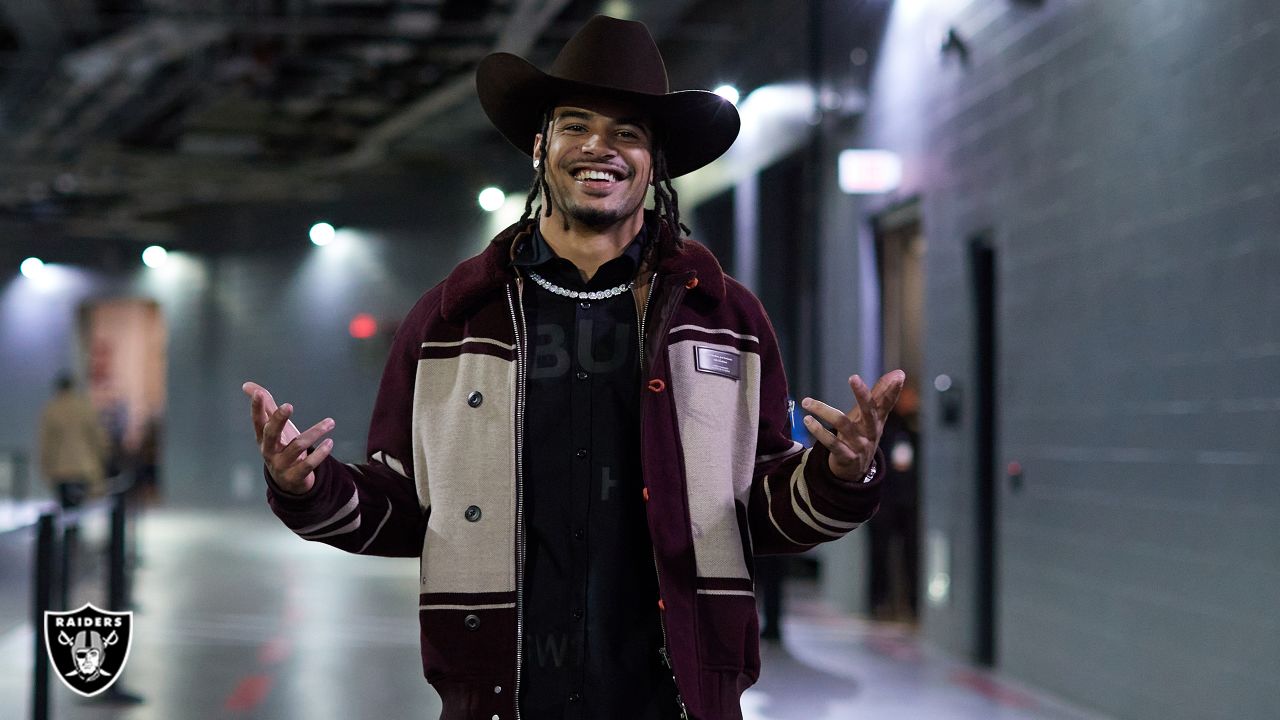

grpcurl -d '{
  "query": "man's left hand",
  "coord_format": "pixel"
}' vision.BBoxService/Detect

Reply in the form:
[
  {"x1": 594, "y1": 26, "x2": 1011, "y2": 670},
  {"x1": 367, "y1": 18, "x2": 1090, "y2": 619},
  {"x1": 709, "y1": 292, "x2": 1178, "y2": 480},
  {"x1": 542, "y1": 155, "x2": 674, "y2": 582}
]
[{"x1": 800, "y1": 370, "x2": 906, "y2": 483}]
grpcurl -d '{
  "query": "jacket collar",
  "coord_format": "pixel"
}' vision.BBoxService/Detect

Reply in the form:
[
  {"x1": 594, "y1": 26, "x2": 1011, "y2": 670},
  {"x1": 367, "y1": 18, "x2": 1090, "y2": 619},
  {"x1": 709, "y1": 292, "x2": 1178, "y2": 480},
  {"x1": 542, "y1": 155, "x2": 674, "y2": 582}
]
[{"x1": 440, "y1": 211, "x2": 727, "y2": 323}]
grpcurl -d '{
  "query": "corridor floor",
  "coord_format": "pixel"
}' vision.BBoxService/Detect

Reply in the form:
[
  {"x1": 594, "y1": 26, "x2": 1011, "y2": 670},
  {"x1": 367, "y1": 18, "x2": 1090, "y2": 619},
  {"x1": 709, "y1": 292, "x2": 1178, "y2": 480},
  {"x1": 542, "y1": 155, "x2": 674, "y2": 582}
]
[{"x1": 1, "y1": 508, "x2": 1108, "y2": 720}]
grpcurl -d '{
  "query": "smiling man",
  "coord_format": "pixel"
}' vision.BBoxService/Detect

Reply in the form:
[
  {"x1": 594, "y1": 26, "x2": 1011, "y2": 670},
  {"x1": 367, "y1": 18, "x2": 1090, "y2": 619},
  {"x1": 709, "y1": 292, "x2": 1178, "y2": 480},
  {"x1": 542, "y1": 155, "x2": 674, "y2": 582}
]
[{"x1": 243, "y1": 15, "x2": 904, "y2": 720}]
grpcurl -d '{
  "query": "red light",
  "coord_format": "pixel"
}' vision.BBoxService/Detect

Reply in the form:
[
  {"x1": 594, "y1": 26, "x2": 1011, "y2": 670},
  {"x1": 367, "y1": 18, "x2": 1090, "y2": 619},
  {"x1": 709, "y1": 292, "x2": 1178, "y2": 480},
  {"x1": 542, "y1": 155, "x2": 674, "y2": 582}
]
[{"x1": 349, "y1": 313, "x2": 377, "y2": 339}]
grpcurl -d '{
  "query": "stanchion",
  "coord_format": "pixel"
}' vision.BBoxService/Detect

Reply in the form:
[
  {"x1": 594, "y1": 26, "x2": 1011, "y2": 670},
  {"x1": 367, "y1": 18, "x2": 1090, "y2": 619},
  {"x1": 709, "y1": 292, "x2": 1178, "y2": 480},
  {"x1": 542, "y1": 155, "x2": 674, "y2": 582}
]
[
  {"x1": 32, "y1": 512, "x2": 56, "y2": 720},
  {"x1": 58, "y1": 520, "x2": 78, "y2": 610},
  {"x1": 108, "y1": 491, "x2": 128, "y2": 611},
  {"x1": 96, "y1": 486, "x2": 143, "y2": 705}
]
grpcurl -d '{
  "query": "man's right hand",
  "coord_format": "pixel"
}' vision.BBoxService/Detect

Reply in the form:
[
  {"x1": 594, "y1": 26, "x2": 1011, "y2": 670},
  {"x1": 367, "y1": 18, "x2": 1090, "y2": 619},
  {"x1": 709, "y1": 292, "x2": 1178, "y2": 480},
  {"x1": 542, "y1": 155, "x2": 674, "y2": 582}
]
[{"x1": 242, "y1": 381, "x2": 335, "y2": 495}]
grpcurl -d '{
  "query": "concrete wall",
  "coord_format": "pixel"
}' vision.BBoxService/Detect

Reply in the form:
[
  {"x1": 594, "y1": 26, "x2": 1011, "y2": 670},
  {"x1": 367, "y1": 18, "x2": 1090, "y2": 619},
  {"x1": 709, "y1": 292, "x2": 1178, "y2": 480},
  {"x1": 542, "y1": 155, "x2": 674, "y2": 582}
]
[{"x1": 825, "y1": 0, "x2": 1280, "y2": 717}]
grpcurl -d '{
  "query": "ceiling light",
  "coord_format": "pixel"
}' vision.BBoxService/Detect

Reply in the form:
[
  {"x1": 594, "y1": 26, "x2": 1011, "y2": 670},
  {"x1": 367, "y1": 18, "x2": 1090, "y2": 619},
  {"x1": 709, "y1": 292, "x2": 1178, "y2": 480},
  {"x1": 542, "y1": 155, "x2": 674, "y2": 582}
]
[
  {"x1": 310, "y1": 222, "x2": 336, "y2": 246},
  {"x1": 142, "y1": 245, "x2": 168, "y2": 269},
  {"x1": 713, "y1": 85, "x2": 740, "y2": 106},
  {"x1": 20, "y1": 257, "x2": 45, "y2": 279},
  {"x1": 478, "y1": 187, "x2": 506, "y2": 212}
]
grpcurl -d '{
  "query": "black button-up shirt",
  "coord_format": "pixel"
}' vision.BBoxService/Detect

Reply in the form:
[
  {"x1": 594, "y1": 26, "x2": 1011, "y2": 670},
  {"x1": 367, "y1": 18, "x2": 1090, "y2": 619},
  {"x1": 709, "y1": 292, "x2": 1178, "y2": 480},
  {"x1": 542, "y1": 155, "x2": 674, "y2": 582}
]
[{"x1": 514, "y1": 223, "x2": 677, "y2": 719}]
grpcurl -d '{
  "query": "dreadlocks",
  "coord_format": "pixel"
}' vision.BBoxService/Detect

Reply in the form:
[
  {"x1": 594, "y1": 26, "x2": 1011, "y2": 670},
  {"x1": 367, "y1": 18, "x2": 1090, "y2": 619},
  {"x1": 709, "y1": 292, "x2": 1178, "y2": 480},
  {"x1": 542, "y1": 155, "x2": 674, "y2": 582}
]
[
  {"x1": 519, "y1": 111, "x2": 689, "y2": 243},
  {"x1": 650, "y1": 146, "x2": 690, "y2": 241},
  {"x1": 520, "y1": 111, "x2": 553, "y2": 225}
]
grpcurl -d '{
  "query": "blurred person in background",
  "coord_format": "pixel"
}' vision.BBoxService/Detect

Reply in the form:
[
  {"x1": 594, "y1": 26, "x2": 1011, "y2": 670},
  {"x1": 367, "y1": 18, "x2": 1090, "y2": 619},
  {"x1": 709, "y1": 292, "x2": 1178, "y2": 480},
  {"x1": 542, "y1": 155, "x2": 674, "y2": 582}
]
[
  {"x1": 870, "y1": 385, "x2": 921, "y2": 622},
  {"x1": 39, "y1": 373, "x2": 109, "y2": 509},
  {"x1": 243, "y1": 15, "x2": 903, "y2": 720}
]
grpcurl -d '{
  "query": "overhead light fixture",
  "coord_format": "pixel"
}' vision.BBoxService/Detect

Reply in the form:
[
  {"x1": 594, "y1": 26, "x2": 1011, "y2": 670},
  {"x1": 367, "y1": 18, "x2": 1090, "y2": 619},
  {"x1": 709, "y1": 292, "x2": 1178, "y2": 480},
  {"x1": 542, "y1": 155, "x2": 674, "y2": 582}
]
[
  {"x1": 142, "y1": 245, "x2": 168, "y2": 269},
  {"x1": 20, "y1": 257, "x2": 45, "y2": 279},
  {"x1": 713, "y1": 84, "x2": 740, "y2": 106},
  {"x1": 478, "y1": 187, "x2": 506, "y2": 212},
  {"x1": 310, "y1": 222, "x2": 336, "y2": 246}
]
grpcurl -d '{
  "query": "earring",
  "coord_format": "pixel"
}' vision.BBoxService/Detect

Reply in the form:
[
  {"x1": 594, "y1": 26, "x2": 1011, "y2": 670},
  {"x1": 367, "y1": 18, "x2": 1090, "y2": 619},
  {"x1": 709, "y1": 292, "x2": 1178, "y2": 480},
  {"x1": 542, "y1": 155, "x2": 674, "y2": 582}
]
[{"x1": 533, "y1": 159, "x2": 541, "y2": 169}]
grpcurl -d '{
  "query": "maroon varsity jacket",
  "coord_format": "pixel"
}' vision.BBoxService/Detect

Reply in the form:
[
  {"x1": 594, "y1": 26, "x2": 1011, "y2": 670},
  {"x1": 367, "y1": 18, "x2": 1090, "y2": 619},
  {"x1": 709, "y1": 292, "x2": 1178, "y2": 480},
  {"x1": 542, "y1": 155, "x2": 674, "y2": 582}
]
[{"x1": 266, "y1": 215, "x2": 883, "y2": 720}]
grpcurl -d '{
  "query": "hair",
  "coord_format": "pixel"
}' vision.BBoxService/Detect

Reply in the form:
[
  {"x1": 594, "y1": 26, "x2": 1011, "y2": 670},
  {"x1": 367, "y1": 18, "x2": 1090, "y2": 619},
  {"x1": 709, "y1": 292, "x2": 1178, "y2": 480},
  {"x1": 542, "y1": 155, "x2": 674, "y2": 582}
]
[{"x1": 519, "y1": 110, "x2": 689, "y2": 243}]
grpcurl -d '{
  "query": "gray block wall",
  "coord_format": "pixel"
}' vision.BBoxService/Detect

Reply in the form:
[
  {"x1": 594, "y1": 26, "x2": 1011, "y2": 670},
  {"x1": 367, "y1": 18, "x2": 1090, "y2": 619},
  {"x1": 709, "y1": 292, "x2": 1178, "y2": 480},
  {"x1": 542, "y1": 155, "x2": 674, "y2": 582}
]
[{"x1": 827, "y1": 0, "x2": 1280, "y2": 717}]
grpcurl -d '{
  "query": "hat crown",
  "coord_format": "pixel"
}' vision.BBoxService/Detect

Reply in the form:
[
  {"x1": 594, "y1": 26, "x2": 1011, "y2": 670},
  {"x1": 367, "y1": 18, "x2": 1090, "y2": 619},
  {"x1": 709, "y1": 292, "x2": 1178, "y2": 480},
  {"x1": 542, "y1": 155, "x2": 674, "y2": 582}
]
[{"x1": 548, "y1": 15, "x2": 669, "y2": 96}]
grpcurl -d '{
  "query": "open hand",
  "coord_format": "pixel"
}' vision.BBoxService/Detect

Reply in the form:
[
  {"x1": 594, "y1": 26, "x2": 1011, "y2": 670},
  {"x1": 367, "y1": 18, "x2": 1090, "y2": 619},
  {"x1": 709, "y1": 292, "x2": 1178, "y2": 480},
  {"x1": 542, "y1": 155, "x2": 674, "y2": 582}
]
[
  {"x1": 800, "y1": 370, "x2": 906, "y2": 483},
  {"x1": 242, "y1": 381, "x2": 335, "y2": 495}
]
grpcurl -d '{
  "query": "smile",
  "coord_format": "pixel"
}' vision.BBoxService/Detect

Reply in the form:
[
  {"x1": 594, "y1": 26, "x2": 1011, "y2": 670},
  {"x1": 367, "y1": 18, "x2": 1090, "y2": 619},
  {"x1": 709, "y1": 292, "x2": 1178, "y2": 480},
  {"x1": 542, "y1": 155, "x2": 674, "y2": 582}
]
[{"x1": 572, "y1": 167, "x2": 627, "y2": 184}]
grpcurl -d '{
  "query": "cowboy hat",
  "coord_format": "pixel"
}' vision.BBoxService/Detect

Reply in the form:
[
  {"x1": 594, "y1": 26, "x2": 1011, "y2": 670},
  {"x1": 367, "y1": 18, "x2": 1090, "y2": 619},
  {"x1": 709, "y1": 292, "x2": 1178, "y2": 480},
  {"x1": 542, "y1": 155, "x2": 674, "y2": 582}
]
[{"x1": 475, "y1": 15, "x2": 740, "y2": 178}]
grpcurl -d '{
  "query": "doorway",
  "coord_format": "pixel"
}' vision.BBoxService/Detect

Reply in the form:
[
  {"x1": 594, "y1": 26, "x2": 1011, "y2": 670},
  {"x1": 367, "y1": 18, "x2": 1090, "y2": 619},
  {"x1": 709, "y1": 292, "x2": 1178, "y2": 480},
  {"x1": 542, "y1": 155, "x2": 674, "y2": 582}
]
[
  {"x1": 870, "y1": 203, "x2": 925, "y2": 624},
  {"x1": 78, "y1": 298, "x2": 167, "y2": 501},
  {"x1": 969, "y1": 236, "x2": 998, "y2": 666}
]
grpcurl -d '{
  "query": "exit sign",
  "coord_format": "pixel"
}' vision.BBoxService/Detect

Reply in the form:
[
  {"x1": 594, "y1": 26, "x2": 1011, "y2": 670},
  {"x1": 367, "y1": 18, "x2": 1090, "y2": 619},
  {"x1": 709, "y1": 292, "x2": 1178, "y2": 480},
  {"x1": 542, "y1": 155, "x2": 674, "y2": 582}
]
[{"x1": 838, "y1": 149, "x2": 902, "y2": 194}]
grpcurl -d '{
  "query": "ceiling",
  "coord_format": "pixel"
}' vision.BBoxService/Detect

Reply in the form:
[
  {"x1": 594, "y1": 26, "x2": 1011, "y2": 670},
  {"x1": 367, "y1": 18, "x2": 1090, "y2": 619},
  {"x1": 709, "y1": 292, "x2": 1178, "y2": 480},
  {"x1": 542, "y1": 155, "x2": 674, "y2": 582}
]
[{"x1": 0, "y1": 0, "x2": 884, "y2": 242}]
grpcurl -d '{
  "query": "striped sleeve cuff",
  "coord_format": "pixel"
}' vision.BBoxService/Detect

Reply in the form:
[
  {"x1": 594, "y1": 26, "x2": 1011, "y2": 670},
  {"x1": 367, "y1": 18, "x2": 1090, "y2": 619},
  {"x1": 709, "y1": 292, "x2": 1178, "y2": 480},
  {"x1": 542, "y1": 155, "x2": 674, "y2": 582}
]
[{"x1": 803, "y1": 443, "x2": 884, "y2": 517}]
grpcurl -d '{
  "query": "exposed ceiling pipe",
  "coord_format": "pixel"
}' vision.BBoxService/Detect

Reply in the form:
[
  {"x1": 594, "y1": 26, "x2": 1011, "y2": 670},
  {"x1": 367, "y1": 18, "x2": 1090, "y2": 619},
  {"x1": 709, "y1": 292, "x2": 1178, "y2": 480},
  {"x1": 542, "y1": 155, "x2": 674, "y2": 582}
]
[{"x1": 332, "y1": 0, "x2": 576, "y2": 171}]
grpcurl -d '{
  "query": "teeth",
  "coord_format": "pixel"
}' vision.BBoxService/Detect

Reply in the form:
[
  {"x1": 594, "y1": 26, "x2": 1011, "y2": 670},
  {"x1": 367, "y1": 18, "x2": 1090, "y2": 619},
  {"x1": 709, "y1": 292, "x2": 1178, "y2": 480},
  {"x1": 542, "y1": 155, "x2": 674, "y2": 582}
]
[{"x1": 576, "y1": 169, "x2": 619, "y2": 181}]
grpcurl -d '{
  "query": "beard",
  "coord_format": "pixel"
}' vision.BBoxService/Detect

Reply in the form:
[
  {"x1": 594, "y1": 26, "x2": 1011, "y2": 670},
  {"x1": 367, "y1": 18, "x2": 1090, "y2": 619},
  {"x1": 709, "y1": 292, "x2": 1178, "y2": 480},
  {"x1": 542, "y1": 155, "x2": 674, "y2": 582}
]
[{"x1": 544, "y1": 168, "x2": 645, "y2": 231}]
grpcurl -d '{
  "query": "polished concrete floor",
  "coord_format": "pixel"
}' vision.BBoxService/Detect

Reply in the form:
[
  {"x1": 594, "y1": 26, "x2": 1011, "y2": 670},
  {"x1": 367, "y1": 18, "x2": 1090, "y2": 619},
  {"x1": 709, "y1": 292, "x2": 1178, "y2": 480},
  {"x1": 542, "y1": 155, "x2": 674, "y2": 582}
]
[{"x1": 0, "y1": 507, "x2": 1109, "y2": 720}]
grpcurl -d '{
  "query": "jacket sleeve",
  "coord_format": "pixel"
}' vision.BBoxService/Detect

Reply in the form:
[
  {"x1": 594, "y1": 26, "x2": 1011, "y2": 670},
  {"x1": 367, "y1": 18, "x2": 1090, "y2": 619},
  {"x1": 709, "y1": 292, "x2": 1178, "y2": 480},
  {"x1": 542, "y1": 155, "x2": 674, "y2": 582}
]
[
  {"x1": 746, "y1": 302, "x2": 883, "y2": 556},
  {"x1": 263, "y1": 292, "x2": 436, "y2": 558}
]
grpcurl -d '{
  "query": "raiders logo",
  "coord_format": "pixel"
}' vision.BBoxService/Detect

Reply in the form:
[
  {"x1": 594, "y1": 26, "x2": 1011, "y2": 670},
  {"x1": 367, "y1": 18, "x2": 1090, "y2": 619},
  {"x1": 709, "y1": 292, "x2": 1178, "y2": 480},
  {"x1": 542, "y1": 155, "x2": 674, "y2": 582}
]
[{"x1": 43, "y1": 603, "x2": 134, "y2": 698}]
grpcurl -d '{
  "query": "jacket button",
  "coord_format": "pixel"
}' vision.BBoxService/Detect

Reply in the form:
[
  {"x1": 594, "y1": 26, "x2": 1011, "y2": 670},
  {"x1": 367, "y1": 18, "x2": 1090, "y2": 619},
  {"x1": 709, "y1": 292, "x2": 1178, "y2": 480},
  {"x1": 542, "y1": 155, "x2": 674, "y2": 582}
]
[
  {"x1": 568, "y1": 692, "x2": 582, "y2": 703},
  {"x1": 467, "y1": 391, "x2": 483, "y2": 407},
  {"x1": 464, "y1": 614, "x2": 481, "y2": 630},
  {"x1": 657, "y1": 598, "x2": 666, "y2": 611},
  {"x1": 575, "y1": 448, "x2": 588, "y2": 459},
  {"x1": 575, "y1": 370, "x2": 589, "y2": 381},
  {"x1": 571, "y1": 608, "x2": 584, "y2": 620},
  {"x1": 647, "y1": 378, "x2": 665, "y2": 393},
  {"x1": 642, "y1": 487, "x2": 649, "y2": 502},
  {"x1": 494, "y1": 685, "x2": 502, "y2": 694},
  {"x1": 464, "y1": 505, "x2": 482, "y2": 522}
]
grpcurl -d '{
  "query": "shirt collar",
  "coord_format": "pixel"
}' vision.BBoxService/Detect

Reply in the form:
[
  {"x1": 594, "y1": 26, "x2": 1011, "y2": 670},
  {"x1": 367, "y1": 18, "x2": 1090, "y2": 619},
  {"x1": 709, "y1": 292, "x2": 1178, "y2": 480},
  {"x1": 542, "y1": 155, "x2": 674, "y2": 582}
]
[{"x1": 513, "y1": 219, "x2": 651, "y2": 290}]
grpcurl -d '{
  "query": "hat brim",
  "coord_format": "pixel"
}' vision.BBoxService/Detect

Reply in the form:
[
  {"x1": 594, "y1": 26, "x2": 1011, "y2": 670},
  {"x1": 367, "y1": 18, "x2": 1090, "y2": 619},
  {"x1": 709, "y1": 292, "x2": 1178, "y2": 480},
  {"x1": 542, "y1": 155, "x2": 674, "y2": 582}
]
[{"x1": 476, "y1": 52, "x2": 740, "y2": 179}]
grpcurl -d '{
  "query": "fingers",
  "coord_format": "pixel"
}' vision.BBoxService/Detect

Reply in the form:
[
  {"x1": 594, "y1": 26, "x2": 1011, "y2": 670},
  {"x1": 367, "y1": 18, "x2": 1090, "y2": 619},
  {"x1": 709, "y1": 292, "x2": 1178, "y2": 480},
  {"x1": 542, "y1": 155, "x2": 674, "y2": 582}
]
[
  {"x1": 244, "y1": 382, "x2": 279, "y2": 444},
  {"x1": 274, "y1": 438, "x2": 333, "y2": 493},
  {"x1": 847, "y1": 375, "x2": 878, "y2": 436},
  {"x1": 800, "y1": 397, "x2": 856, "y2": 438},
  {"x1": 278, "y1": 417, "x2": 336, "y2": 463},
  {"x1": 870, "y1": 370, "x2": 907, "y2": 416}
]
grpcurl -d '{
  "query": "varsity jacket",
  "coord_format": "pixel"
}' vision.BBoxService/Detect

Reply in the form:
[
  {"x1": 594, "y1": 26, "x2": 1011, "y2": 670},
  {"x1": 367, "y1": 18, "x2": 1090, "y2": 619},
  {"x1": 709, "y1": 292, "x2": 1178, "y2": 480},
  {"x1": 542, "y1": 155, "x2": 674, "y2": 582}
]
[{"x1": 266, "y1": 215, "x2": 884, "y2": 720}]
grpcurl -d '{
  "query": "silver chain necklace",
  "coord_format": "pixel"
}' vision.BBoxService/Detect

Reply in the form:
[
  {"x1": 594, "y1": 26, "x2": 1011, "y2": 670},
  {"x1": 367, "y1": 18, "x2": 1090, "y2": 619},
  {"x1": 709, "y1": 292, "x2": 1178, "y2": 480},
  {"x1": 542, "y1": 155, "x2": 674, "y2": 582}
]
[{"x1": 527, "y1": 270, "x2": 635, "y2": 300}]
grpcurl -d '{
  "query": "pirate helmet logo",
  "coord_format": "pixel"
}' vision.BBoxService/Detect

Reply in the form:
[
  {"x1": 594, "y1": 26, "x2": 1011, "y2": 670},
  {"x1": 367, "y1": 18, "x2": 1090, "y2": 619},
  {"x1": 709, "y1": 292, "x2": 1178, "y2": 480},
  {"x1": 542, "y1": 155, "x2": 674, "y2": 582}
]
[{"x1": 43, "y1": 603, "x2": 133, "y2": 697}]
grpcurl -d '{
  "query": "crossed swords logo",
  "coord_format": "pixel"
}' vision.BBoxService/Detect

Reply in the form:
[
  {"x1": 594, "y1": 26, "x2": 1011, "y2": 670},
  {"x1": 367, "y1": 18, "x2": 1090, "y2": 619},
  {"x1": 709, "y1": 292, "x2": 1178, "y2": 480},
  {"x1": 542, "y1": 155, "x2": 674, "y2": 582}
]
[
  {"x1": 56, "y1": 628, "x2": 119, "y2": 682},
  {"x1": 43, "y1": 603, "x2": 133, "y2": 698}
]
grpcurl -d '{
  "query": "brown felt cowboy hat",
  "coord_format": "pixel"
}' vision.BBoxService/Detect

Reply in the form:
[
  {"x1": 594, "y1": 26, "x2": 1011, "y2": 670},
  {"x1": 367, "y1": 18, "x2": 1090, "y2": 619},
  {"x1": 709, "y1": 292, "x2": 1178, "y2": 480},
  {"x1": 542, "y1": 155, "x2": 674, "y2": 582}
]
[{"x1": 475, "y1": 15, "x2": 740, "y2": 178}]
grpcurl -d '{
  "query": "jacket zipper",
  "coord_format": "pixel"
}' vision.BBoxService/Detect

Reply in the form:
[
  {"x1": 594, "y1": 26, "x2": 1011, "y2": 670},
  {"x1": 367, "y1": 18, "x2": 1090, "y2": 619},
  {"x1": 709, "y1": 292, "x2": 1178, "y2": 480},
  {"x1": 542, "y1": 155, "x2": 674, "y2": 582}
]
[
  {"x1": 506, "y1": 282, "x2": 529, "y2": 720},
  {"x1": 638, "y1": 272, "x2": 690, "y2": 720}
]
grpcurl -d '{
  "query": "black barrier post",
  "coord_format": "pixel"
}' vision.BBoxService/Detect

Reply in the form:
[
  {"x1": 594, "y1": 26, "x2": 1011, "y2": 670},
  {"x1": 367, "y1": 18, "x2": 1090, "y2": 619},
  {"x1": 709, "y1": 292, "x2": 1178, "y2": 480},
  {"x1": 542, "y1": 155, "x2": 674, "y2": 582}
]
[
  {"x1": 108, "y1": 491, "x2": 128, "y2": 611},
  {"x1": 32, "y1": 512, "x2": 56, "y2": 720},
  {"x1": 59, "y1": 520, "x2": 78, "y2": 610},
  {"x1": 97, "y1": 488, "x2": 143, "y2": 705}
]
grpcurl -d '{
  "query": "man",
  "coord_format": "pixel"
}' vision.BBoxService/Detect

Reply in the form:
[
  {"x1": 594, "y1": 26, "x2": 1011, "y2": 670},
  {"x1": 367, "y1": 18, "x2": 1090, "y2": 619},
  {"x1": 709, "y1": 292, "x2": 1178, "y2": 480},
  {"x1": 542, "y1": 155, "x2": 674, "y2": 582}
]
[
  {"x1": 243, "y1": 15, "x2": 904, "y2": 720},
  {"x1": 39, "y1": 373, "x2": 109, "y2": 509}
]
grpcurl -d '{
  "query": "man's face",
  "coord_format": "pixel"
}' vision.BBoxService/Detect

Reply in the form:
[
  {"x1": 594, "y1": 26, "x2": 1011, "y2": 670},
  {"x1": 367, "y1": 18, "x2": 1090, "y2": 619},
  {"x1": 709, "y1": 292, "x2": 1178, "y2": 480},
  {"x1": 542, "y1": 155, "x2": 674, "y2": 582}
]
[
  {"x1": 534, "y1": 98, "x2": 653, "y2": 231},
  {"x1": 76, "y1": 648, "x2": 101, "y2": 675}
]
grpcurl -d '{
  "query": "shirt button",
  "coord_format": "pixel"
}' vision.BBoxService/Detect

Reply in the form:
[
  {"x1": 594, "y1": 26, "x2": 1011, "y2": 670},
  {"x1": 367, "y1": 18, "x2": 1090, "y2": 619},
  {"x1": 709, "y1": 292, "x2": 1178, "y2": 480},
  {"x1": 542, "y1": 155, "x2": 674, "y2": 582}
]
[
  {"x1": 571, "y1": 608, "x2": 584, "y2": 620},
  {"x1": 573, "y1": 528, "x2": 585, "y2": 540},
  {"x1": 575, "y1": 448, "x2": 588, "y2": 459},
  {"x1": 575, "y1": 370, "x2": 589, "y2": 381},
  {"x1": 568, "y1": 692, "x2": 582, "y2": 703},
  {"x1": 464, "y1": 505, "x2": 482, "y2": 522},
  {"x1": 467, "y1": 390, "x2": 483, "y2": 408}
]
